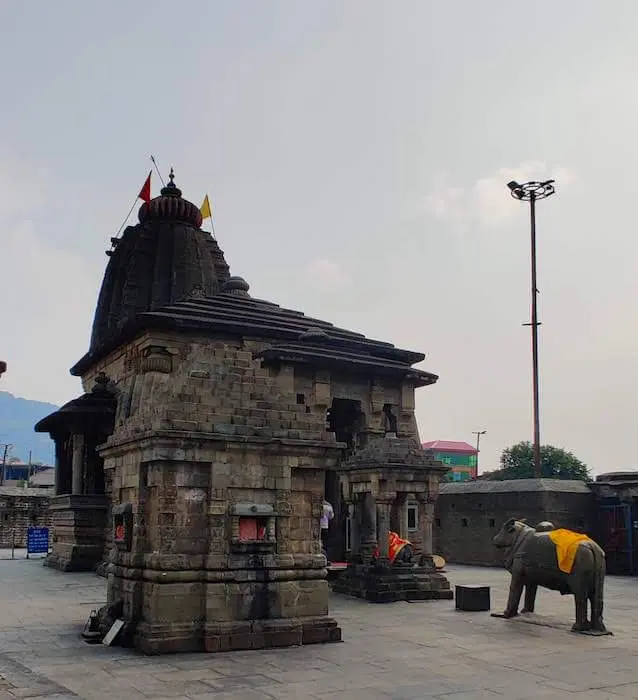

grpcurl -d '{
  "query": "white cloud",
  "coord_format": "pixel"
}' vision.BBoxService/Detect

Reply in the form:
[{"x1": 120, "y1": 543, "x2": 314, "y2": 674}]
[
  {"x1": 1, "y1": 218, "x2": 100, "y2": 404},
  {"x1": 302, "y1": 258, "x2": 345, "y2": 289},
  {"x1": 423, "y1": 185, "x2": 464, "y2": 221},
  {"x1": 422, "y1": 161, "x2": 577, "y2": 229},
  {"x1": 0, "y1": 156, "x2": 51, "y2": 219}
]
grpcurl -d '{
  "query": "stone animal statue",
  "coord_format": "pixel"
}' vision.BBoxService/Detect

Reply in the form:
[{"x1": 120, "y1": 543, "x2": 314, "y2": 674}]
[
  {"x1": 491, "y1": 518, "x2": 609, "y2": 634},
  {"x1": 535, "y1": 521, "x2": 555, "y2": 532}
]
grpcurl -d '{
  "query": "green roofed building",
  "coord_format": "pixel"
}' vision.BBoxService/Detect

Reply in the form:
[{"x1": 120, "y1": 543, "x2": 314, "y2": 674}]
[{"x1": 422, "y1": 440, "x2": 478, "y2": 482}]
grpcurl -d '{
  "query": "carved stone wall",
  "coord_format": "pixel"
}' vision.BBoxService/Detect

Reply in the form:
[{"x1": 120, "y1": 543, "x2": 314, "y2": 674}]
[
  {"x1": 82, "y1": 334, "x2": 420, "y2": 448},
  {"x1": 91, "y1": 331, "x2": 393, "y2": 652}
]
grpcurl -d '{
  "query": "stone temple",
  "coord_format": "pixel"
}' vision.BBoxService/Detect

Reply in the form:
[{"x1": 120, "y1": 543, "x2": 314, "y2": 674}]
[{"x1": 36, "y1": 172, "x2": 448, "y2": 653}]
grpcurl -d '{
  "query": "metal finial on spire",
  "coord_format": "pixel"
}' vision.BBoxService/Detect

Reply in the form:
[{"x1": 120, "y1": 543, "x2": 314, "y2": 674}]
[{"x1": 160, "y1": 167, "x2": 181, "y2": 197}]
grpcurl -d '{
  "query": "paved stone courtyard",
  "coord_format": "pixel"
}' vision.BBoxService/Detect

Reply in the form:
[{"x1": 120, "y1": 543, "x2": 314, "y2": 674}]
[{"x1": 1, "y1": 552, "x2": 638, "y2": 699}]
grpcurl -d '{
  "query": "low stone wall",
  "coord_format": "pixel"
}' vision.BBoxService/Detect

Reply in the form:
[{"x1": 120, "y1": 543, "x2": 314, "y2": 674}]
[
  {"x1": 0, "y1": 487, "x2": 52, "y2": 548},
  {"x1": 433, "y1": 479, "x2": 596, "y2": 566}
]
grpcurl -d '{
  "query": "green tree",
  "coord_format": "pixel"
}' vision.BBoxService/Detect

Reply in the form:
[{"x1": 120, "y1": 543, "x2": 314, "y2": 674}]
[{"x1": 483, "y1": 441, "x2": 590, "y2": 481}]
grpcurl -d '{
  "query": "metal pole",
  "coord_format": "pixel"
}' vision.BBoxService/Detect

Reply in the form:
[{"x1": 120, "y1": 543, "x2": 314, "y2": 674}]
[
  {"x1": 472, "y1": 430, "x2": 486, "y2": 478},
  {"x1": 508, "y1": 179, "x2": 554, "y2": 480},
  {"x1": 529, "y1": 193, "x2": 541, "y2": 478},
  {"x1": 0, "y1": 444, "x2": 8, "y2": 486}
]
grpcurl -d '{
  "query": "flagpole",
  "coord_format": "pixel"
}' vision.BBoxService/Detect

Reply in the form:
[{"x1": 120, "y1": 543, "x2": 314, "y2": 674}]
[
  {"x1": 202, "y1": 194, "x2": 216, "y2": 240},
  {"x1": 113, "y1": 171, "x2": 151, "y2": 242},
  {"x1": 150, "y1": 155, "x2": 166, "y2": 187},
  {"x1": 114, "y1": 197, "x2": 140, "y2": 238}
]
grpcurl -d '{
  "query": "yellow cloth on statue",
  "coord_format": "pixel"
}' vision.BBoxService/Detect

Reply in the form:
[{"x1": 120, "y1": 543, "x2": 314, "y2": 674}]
[{"x1": 547, "y1": 528, "x2": 591, "y2": 574}]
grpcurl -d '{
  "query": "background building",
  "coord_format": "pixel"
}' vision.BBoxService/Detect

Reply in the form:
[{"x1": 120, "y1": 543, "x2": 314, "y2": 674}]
[
  {"x1": 0, "y1": 461, "x2": 54, "y2": 488},
  {"x1": 422, "y1": 440, "x2": 478, "y2": 481}
]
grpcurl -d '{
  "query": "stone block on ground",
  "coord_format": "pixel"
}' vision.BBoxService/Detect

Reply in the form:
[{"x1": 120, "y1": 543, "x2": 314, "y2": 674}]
[{"x1": 455, "y1": 584, "x2": 490, "y2": 611}]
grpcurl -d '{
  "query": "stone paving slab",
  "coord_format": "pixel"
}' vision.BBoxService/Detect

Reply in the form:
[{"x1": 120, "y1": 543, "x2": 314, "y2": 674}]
[{"x1": 1, "y1": 558, "x2": 638, "y2": 698}]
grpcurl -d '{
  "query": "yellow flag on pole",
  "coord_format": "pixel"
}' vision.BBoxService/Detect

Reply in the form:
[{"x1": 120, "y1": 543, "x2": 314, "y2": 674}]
[{"x1": 200, "y1": 195, "x2": 212, "y2": 221}]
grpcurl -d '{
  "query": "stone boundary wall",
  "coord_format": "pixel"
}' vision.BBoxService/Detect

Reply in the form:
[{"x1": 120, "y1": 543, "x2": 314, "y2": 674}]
[
  {"x1": 0, "y1": 488, "x2": 52, "y2": 548},
  {"x1": 433, "y1": 479, "x2": 596, "y2": 566}
]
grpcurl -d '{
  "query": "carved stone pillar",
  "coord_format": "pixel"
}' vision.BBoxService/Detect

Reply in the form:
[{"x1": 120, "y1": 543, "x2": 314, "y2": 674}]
[
  {"x1": 71, "y1": 433, "x2": 85, "y2": 496},
  {"x1": 360, "y1": 492, "x2": 377, "y2": 561},
  {"x1": 377, "y1": 501, "x2": 392, "y2": 562},
  {"x1": 417, "y1": 496, "x2": 435, "y2": 555},
  {"x1": 395, "y1": 493, "x2": 408, "y2": 540},
  {"x1": 54, "y1": 440, "x2": 62, "y2": 496},
  {"x1": 348, "y1": 501, "x2": 360, "y2": 558}
]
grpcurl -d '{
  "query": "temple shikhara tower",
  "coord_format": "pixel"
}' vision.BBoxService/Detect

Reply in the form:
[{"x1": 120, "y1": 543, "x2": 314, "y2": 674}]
[{"x1": 36, "y1": 171, "x2": 449, "y2": 654}]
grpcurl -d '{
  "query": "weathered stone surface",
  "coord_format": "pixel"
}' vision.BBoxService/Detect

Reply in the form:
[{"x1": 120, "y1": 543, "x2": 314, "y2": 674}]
[
  {"x1": 44, "y1": 494, "x2": 108, "y2": 572},
  {"x1": 7, "y1": 559, "x2": 638, "y2": 699},
  {"x1": 0, "y1": 487, "x2": 51, "y2": 548},
  {"x1": 435, "y1": 480, "x2": 596, "y2": 566},
  {"x1": 333, "y1": 560, "x2": 453, "y2": 602}
]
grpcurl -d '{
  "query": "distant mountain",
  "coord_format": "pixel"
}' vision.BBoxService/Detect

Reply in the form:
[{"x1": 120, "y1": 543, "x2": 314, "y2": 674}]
[{"x1": 0, "y1": 391, "x2": 58, "y2": 464}]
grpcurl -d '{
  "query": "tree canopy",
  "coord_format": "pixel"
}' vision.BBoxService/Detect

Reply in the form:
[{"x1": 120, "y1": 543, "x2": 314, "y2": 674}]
[{"x1": 481, "y1": 441, "x2": 591, "y2": 481}]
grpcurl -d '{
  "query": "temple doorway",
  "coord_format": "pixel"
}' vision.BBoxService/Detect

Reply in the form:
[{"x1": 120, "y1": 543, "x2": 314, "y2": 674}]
[{"x1": 324, "y1": 398, "x2": 365, "y2": 562}]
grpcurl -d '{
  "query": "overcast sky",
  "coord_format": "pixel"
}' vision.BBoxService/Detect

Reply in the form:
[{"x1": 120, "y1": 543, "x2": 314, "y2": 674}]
[{"x1": 2, "y1": 1, "x2": 637, "y2": 474}]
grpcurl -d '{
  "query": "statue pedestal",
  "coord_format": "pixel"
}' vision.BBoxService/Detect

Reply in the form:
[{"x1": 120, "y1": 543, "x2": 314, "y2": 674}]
[{"x1": 332, "y1": 557, "x2": 453, "y2": 603}]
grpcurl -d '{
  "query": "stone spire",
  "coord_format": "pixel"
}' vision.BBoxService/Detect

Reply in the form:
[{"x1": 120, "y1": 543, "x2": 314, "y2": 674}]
[{"x1": 88, "y1": 170, "x2": 232, "y2": 355}]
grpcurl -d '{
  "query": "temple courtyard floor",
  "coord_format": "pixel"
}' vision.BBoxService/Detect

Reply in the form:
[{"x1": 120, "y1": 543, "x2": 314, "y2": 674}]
[{"x1": 1, "y1": 552, "x2": 638, "y2": 699}]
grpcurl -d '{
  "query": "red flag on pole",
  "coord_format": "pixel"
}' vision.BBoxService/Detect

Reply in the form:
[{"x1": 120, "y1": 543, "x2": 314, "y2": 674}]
[{"x1": 138, "y1": 171, "x2": 152, "y2": 202}]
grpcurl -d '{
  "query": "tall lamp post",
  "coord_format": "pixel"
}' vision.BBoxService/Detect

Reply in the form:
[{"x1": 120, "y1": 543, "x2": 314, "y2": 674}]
[
  {"x1": 507, "y1": 179, "x2": 556, "y2": 478},
  {"x1": 472, "y1": 430, "x2": 486, "y2": 478}
]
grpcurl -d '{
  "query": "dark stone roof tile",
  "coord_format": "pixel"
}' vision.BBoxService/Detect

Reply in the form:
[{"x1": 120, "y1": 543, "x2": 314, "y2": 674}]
[{"x1": 72, "y1": 292, "x2": 432, "y2": 378}]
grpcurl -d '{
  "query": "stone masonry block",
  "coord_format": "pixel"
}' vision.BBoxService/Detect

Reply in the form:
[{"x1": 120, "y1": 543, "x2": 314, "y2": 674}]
[{"x1": 401, "y1": 382, "x2": 415, "y2": 411}]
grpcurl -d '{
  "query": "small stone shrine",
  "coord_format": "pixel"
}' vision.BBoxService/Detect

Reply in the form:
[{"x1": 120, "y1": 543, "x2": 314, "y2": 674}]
[
  {"x1": 35, "y1": 171, "x2": 441, "y2": 654},
  {"x1": 35, "y1": 374, "x2": 116, "y2": 572},
  {"x1": 333, "y1": 434, "x2": 452, "y2": 602}
]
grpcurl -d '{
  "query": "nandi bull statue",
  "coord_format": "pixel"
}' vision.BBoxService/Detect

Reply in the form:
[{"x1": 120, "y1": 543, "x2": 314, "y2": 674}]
[{"x1": 491, "y1": 518, "x2": 610, "y2": 635}]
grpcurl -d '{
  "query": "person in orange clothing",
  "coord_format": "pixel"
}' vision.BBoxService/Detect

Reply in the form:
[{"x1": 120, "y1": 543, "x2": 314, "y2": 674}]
[{"x1": 373, "y1": 531, "x2": 413, "y2": 564}]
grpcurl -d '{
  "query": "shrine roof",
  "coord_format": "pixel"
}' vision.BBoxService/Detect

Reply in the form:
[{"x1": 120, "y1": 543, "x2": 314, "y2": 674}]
[
  {"x1": 34, "y1": 374, "x2": 116, "y2": 434},
  {"x1": 422, "y1": 440, "x2": 477, "y2": 454},
  {"x1": 72, "y1": 290, "x2": 436, "y2": 380},
  {"x1": 345, "y1": 435, "x2": 445, "y2": 470}
]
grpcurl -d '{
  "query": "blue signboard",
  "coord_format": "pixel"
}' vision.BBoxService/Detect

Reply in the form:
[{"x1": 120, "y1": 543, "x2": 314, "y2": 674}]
[{"x1": 27, "y1": 527, "x2": 49, "y2": 555}]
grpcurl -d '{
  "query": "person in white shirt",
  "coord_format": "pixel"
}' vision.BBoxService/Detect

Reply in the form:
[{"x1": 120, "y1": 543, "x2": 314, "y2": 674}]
[{"x1": 321, "y1": 500, "x2": 334, "y2": 561}]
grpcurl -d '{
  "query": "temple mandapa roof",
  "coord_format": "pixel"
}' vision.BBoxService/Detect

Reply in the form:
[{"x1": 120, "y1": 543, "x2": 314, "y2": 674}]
[{"x1": 73, "y1": 288, "x2": 438, "y2": 385}]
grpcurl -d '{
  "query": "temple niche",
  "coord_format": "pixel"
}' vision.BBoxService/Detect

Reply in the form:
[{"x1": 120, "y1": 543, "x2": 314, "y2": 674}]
[{"x1": 35, "y1": 170, "x2": 443, "y2": 655}]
